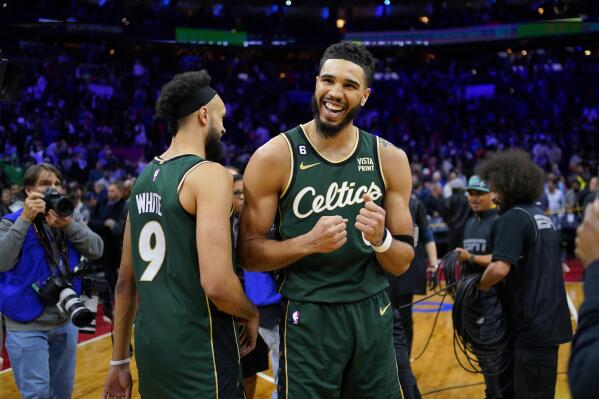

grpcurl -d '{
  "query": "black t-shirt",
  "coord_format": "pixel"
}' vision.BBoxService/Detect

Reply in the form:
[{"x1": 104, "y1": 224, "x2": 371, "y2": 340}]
[
  {"x1": 463, "y1": 208, "x2": 498, "y2": 274},
  {"x1": 491, "y1": 205, "x2": 573, "y2": 347}
]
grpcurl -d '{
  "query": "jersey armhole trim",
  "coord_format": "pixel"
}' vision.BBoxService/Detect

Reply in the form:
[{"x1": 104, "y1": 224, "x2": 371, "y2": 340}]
[
  {"x1": 177, "y1": 160, "x2": 211, "y2": 194},
  {"x1": 375, "y1": 136, "x2": 388, "y2": 190},
  {"x1": 279, "y1": 134, "x2": 294, "y2": 199},
  {"x1": 204, "y1": 295, "x2": 220, "y2": 399}
]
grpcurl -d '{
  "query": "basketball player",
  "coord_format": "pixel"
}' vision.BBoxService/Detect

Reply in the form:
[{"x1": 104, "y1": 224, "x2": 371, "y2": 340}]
[
  {"x1": 455, "y1": 175, "x2": 501, "y2": 399},
  {"x1": 102, "y1": 71, "x2": 259, "y2": 399},
  {"x1": 478, "y1": 150, "x2": 572, "y2": 399},
  {"x1": 238, "y1": 42, "x2": 414, "y2": 398}
]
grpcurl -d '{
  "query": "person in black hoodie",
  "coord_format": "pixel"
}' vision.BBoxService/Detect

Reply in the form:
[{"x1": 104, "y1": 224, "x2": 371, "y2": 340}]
[{"x1": 569, "y1": 198, "x2": 599, "y2": 399}]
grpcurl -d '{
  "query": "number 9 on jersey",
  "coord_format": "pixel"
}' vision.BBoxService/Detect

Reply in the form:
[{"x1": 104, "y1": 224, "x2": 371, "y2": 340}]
[{"x1": 138, "y1": 221, "x2": 166, "y2": 282}]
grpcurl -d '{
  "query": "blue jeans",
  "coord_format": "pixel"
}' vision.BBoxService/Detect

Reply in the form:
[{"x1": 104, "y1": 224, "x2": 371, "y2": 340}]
[
  {"x1": 5, "y1": 322, "x2": 78, "y2": 399},
  {"x1": 259, "y1": 325, "x2": 279, "y2": 399}
]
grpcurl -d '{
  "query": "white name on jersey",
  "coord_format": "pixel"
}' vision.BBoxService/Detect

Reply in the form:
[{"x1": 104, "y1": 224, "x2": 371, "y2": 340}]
[
  {"x1": 135, "y1": 192, "x2": 162, "y2": 216},
  {"x1": 292, "y1": 181, "x2": 383, "y2": 219}
]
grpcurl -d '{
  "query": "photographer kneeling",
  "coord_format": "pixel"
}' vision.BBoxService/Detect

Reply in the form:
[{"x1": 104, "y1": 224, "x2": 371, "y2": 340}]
[{"x1": 0, "y1": 164, "x2": 103, "y2": 399}]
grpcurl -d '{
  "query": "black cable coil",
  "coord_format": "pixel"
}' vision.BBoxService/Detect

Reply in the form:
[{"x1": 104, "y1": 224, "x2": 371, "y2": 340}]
[{"x1": 451, "y1": 261, "x2": 514, "y2": 377}]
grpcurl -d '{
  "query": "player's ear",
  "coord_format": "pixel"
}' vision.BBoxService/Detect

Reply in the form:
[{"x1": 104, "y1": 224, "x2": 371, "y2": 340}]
[
  {"x1": 360, "y1": 88, "x2": 371, "y2": 107},
  {"x1": 197, "y1": 107, "x2": 209, "y2": 126}
]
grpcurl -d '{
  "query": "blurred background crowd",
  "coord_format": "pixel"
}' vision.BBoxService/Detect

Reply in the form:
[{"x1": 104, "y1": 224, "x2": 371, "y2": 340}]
[{"x1": 0, "y1": 0, "x2": 598, "y2": 257}]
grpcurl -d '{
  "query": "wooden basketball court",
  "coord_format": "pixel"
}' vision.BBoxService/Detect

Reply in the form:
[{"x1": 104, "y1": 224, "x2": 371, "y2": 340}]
[{"x1": 0, "y1": 283, "x2": 581, "y2": 398}]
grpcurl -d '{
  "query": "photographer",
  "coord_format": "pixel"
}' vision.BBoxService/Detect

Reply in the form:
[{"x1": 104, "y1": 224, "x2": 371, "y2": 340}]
[{"x1": 0, "y1": 164, "x2": 103, "y2": 399}]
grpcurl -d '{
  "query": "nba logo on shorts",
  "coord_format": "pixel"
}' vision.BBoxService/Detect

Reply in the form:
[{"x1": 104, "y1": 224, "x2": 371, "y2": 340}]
[{"x1": 292, "y1": 310, "x2": 300, "y2": 325}]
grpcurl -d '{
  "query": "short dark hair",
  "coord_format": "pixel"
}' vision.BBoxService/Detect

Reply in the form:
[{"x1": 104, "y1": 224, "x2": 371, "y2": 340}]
[
  {"x1": 477, "y1": 150, "x2": 544, "y2": 211},
  {"x1": 155, "y1": 70, "x2": 213, "y2": 136},
  {"x1": 23, "y1": 163, "x2": 63, "y2": 191},
  {"x1": 233, "y1": 174, "x2": 243, "y2": 183},
  {"x1": 319, "y1": 42, "x2": 375, "y2": 87}
]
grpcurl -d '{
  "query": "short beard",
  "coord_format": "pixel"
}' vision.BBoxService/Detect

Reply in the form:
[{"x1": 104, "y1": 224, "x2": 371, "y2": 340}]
[
  {"x1": 311, "y1": 95, "x2": 361, "y2": 139},
  {"x1": 205, "y1": 124, "x2": 223, "y2": 162}
]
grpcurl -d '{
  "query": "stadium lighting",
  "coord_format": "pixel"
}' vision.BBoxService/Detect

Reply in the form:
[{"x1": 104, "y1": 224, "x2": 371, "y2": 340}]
[
  {"x1": 285, "y1": 0, "x2": 291, "y2": 6},
  {"x1": 336, "y1": 19, "x2": 346, "y2": 29},
  {"x1": 538, "y1": 7, "x2": 544, "y2": 15},
  {"x1": 419, "y1": 16, "x2": 429, "y2": 24},
  {"x1": 585, "y1": 50, "x2": 591, "y2": 56},
  {"x1": 521, "y1": 50, "x2": 527, "y2": 56},
  {"x1": 384, "y1": 0, "x2": 391, "y2": 6}
]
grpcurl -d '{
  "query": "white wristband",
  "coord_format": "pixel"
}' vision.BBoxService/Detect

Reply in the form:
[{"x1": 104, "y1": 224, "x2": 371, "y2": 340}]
[
  {"x1": 372, "y1": 228, "x2": 392, "y2": 253},
  {"x1": 110, "y1": 358, "x2": 131, "y2": 366}
]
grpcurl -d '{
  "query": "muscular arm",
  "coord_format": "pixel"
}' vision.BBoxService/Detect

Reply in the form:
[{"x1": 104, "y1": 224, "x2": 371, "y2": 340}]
[
  {"x1": 183, "y1": 163, "x2": 258, "y2": 320},
  {"x1": 110, "y1": 217, "x2": 137, "y2": 361},
  {"x1": 478, "y1": 260, "x2": 511, "y2": 291},
  {"x1": 375, "y1": 139, "x2": 415, "y2": 276},
  {"x1": 239, "y1": 136, "x2": 314, "y2": 271}
]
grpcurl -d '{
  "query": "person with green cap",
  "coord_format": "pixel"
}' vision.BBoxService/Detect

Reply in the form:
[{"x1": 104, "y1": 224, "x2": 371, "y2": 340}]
[{"x1": 455, "y1": 175, "x2": 502, "y2": 399}]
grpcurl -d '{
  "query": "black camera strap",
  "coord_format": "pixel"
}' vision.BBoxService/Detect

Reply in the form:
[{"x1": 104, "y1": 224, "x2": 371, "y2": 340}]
[{"x1": 33, "y1": 218, "x2": 71, "y2": 280}]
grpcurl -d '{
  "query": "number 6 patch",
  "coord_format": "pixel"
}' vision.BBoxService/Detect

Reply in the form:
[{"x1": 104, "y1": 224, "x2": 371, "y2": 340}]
[{"x1": 298, "y1": 145, "x2": 307, "y2": 155}]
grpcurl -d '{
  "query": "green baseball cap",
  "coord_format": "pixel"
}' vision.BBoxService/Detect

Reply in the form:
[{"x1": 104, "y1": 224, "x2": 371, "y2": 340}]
[{"x1": 466, "y1": 175, "x2": 490, "y2": 193}]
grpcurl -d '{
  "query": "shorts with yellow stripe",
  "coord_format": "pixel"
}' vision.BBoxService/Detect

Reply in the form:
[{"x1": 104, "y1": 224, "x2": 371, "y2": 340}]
[
  {"x1": 278, "y1": 290, "x2": 403, "y2": 399},
  {"x1": 135, "y1": 300, "x2": 245, "y2": 399}
]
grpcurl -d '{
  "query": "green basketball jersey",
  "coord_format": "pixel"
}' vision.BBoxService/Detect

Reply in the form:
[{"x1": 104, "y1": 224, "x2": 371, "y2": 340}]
[
  {"x1": 129, "y1": 155, "x2": 243, "y2": 398},
  {"x1": 278, "y1": 125, "x2": 389, "y2": 303}
]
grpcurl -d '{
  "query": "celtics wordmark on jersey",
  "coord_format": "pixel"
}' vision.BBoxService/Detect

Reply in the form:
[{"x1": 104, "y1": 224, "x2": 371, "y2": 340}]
[{"x1": 277, "y1": 125, "x2": 390, "y2": 303}]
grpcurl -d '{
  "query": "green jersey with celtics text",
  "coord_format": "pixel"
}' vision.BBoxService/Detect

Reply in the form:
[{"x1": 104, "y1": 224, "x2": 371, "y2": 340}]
[{"x1": 278, "y1": 125, "x2": 390, "y2": 303}]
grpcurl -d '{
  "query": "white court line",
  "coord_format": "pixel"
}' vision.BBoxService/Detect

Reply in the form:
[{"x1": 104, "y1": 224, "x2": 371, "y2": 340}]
[
  {"x1": 0, "y1": 332, "x2": 112, "y2": 375},
  {"x1": 257, "y1": 372, "x2": 275, "y2": 384}
]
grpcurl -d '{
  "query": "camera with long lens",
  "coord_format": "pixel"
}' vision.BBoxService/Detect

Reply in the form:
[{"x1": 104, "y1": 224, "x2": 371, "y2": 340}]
[
  {"x1": 43, "y1": 188, "x2": 74, "y2": 217},
  {"x1": 36, "y1": 274, "x2": 94, "y2": 327}
]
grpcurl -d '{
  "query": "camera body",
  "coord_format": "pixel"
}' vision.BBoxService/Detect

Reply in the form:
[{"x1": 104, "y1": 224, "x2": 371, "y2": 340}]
[
  {"x1": 36, "y1": 273, "x2": 94, "y2": 327},
  {"x1": 43, "y1": 188, "x2": 74, "y2": 217}
]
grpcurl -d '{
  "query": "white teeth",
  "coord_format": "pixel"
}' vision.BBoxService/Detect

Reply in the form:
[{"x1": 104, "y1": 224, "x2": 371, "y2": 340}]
[{"x1": 324, "y1": 102, "x2": 344, "y2": 112}]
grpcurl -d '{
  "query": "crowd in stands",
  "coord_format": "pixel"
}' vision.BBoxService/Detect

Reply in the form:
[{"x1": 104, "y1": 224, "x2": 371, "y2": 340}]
[
  {"x1": 3, "y1": 0, "x2": 589, "y2": 36},
  {"x1": 0, "y1": 40, "x2": 598, "y2": 255}
]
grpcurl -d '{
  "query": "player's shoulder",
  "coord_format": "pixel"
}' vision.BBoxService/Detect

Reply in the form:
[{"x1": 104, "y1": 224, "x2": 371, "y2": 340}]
[
  {"x1": 185, "y1": 161, "x2": 233, "y2": 189},
  {"x1": 377, "y1": 136, "x2": 408, "y2": 162},
  {"x1": 248, "y1": 134, "x2": 292, "y2": 168}
]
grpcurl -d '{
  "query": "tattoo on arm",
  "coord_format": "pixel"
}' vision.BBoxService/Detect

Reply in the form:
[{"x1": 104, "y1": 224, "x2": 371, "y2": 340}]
[{"x1": 379, "y1": 137, "x2": 395, "y2": 148}]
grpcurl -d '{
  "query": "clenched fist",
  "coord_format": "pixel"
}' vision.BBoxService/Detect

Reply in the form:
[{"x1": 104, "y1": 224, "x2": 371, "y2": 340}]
[
  {"x1": 355, "y1": 194, "x2": 386, "y2": 247},
  {"x1": 305, "y1": 215, "x2": 348, "y2": 253}
]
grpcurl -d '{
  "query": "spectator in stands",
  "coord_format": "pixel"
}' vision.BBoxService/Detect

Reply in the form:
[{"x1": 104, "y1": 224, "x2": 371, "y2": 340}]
[
  {"x1": 542, "y1": 175, "x2": 566, "y2": 227},
  {"x1": 439, "y1": 178, "x2": 471, "y2": 251},
  {"x1": 0, "y1": 189, "x2": 12, "y2": 217},
  {"x1": 88, "y1": 182, "x2": 126, "y2": 320},
  {"x1": 9, "y1": 184, "x2": 24, "y2": 212}
]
